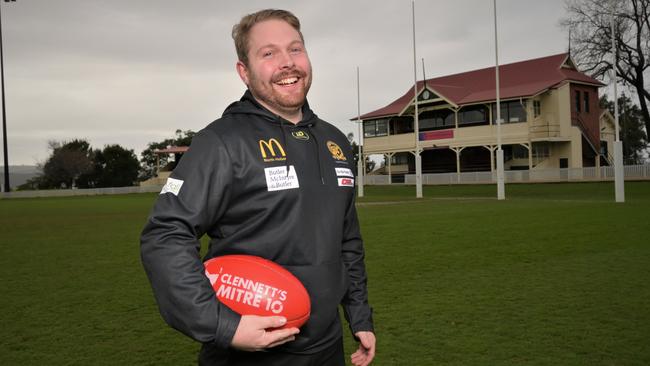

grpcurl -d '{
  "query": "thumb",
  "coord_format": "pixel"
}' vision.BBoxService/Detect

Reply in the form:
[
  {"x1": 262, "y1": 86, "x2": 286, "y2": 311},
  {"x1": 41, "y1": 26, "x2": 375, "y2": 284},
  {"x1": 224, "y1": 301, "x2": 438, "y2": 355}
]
[{"x1": 258, "y1": 316, "x2": 287, "y2": 329}]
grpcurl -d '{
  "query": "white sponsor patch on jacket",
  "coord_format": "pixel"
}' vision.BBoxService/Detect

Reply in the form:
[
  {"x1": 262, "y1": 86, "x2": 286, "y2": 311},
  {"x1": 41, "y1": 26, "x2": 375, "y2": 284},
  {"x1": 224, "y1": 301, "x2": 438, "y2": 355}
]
[
  {"x1": 160, "y1": 177, "x2": 184, "y2": 196},
  {"x1": 335, "y1": 167, "x2": 354, "y2": 177},
  {"x1": 338, "y1": 177, "x2": 354, "y2": 187},
  {"x1": 265, "y1": 165, "x2": 300, "y2": 191}
]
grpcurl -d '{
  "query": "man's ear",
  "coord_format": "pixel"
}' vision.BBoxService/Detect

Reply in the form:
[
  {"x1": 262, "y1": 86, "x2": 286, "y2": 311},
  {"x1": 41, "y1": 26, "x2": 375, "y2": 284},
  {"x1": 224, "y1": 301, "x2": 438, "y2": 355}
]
[{"x1": 236, "y1": 61, "x2": 250, "y2": 86}]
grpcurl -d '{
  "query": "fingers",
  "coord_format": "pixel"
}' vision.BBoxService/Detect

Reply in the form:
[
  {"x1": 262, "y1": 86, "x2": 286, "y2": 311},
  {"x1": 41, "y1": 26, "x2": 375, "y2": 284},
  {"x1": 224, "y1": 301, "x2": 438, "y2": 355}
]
[
  {"x1": 351, "y1": 348, "x2": 370, "y2": 366},
  {"x1": 230, "y1": 315, "x2": 300, "y2": 352},
  {"x1": 265, "y1": 333, "x2": 297, "y2": 348},
  {"x1": 351, "y1": 349, "x2": 373, "y2": 366},
  {"x1": 263, "y1": 326, "x2": 300, "y2": 348},
  {"x1": 351, "y1": 331, "x2": 376, "y2": 366},
  {"x1": 258, "y1": 315, "x2": 289, "y2": 329}
]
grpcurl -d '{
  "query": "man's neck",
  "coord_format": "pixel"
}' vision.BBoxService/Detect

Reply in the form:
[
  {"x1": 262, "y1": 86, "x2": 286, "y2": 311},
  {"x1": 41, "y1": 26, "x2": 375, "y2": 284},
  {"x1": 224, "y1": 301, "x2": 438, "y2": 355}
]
[
  {"x1": 277, "y1": 109, "x2": 302, "y2": 124},
  {"x1": 251, "y1": 94, "x2": 303, "y2": 124}
]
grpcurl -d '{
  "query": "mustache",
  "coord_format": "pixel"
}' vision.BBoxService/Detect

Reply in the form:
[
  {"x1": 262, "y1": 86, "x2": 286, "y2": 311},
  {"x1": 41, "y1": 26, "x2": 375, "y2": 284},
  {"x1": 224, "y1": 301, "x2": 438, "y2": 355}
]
[{"x1": 272, "y1": 69, "x2": 307, "y2": 82}]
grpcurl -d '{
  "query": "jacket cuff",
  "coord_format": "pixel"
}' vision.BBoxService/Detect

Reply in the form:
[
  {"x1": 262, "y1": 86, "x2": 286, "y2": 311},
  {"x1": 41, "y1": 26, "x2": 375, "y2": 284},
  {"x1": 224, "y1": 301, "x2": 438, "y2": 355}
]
[
  {"x1": 351, "y1": 321, "x2": 374, "y2": 336},
  {"x1": 213, "y1": 305, "x2": 242, "y2": 349},
  {"x1": 345, "y1": 303, "x2": 374, "y2": 336}
]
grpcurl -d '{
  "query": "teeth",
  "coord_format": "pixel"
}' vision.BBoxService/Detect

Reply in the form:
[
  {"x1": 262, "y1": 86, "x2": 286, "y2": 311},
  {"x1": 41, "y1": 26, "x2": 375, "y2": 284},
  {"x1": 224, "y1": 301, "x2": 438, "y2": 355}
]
[{"x1": 276, "y1": 77, "x2": 298, "y2": 85}]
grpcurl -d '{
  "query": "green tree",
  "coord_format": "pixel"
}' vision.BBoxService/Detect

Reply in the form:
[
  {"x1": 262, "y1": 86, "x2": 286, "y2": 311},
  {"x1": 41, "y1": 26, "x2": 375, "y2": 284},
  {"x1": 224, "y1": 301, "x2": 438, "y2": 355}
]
[
  {"x1": 139, "y1": 129, "x2": 196, "y2": 181},
  {"x1": 23, "y1": 140, "x2": 142, "y2": 190},
  {"x1": 41, "y1": 139, "x2": 94, "y2": 189},
  {"x1": 79, "y1": 145, "x2": 140, "y2": 188},
  {"x1": 600, "y1": 94, "x2": 648, "y2": 164},
  {"x1": 562, "y1": 0, "x2": 650, "y2": 136}
]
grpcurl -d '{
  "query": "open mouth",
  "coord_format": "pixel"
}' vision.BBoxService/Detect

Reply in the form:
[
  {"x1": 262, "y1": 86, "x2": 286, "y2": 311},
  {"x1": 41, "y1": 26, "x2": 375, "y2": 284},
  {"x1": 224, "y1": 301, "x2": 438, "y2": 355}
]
[{"x1": 275, "y1": 77, "x2": 299, "y2": 86}]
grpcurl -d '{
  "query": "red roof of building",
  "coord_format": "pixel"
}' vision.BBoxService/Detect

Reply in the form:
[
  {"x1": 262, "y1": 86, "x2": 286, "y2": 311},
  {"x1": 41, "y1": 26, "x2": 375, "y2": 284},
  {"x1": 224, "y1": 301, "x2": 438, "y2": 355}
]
[
  {"x1": 357, "y1": 53, "x2": 604, "y2": 120},
  {"x1": 154, "y1": 146, "x2": 189, "y2": 154}
]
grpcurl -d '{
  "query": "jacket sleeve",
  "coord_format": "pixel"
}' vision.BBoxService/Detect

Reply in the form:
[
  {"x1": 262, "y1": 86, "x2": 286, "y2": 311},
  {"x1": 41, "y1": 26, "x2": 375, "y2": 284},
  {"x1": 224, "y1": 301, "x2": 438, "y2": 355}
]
[
  {"x1": 140, "y1": 129, "x2": 240, "y2": 348},
  {"x1": 340, "y1": 193, "x2": 374, "y2": 335}
]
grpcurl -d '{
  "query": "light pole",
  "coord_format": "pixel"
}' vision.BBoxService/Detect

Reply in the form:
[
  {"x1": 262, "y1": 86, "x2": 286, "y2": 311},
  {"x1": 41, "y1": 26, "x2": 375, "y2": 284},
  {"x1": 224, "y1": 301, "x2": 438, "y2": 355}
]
[
  {"x1": 493, "y1": 0, "x2": 505, "y2": 200},
  {"x1": 356, "y1": 66, "x2": 364, "y2": 198},
  {"x1": 1, "y1": 0, "x2": 15, "y2": 193},
  {"x1": 412, "y1": 0, "x2": 422, "y2": 198},
  {"x1": 610, "y1": 1, "x2": 625, "y2": 203}
]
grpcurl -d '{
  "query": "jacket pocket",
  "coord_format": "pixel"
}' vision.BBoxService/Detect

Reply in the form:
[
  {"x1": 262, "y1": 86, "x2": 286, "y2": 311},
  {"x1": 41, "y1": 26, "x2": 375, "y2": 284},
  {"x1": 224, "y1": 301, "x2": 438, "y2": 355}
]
[{"x1": 281, "y1": 261, "x2": 347, "y2": 349}]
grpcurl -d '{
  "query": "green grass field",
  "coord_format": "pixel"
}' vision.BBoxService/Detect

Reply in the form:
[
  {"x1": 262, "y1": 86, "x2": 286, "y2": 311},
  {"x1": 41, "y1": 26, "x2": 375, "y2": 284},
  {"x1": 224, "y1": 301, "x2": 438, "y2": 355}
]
[{"x1": 1, "y1": 182, "x2": 649, "y2": 365}]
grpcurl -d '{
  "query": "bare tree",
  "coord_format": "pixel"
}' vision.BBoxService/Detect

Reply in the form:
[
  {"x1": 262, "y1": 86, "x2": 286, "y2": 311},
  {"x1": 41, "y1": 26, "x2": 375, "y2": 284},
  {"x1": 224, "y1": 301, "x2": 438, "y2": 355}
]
[{"x1": 562, "y1": 0, "x2": 650, "y2": 137}]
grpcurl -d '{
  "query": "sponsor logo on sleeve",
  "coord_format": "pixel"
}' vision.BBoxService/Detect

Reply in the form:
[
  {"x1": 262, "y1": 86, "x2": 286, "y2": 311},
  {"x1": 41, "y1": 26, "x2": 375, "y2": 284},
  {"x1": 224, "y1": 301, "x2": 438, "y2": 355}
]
[
  {"x1": 264, "y1": 165, "x2": 300, "y2": 191},
  {"x1": 160, "y1": 177, "x2": 184, "y2": 196},
  {"x1": 335, "y1": 167, "x2": 354, "y2": 177},
  {"x1": 259, "y1": 139, "x2": 286, "y2": 162},
  {"x1": 337, "y1": 177, "x2": 354, "y2": 187}
]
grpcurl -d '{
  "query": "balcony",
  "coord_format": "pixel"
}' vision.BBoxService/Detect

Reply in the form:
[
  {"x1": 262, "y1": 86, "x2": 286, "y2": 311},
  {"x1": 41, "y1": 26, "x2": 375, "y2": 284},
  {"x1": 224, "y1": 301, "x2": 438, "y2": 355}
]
[
  {"x1": 529, "y1": 115, "x2": 561, "y2": 140},
  {"x1": 364, "y1": 121, "x2": 532, "y2": 153},
  {"x1": 364, "y1": 132, "x2": 415, "y2": 153}
]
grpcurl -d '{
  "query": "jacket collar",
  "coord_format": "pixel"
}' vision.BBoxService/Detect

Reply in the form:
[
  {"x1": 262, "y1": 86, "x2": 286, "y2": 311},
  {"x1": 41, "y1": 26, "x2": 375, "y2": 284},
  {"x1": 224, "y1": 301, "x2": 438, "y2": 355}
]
[{"x1": 223, "y1": 90, "x2": 318, "y2": 126}]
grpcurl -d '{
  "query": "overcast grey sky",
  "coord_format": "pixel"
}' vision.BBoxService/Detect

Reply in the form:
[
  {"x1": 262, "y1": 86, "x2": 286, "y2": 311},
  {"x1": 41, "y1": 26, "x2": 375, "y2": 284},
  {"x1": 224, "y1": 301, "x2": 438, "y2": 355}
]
[{"x1": 1, "y1": 0, "x2": 571, "y2": 166}]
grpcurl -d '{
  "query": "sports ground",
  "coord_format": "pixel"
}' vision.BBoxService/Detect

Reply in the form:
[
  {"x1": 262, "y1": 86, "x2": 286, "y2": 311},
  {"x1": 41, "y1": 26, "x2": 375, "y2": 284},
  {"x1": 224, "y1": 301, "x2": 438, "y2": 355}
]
[{"x1": 1, "y1": 181, "x2": 649, "y2": 365}]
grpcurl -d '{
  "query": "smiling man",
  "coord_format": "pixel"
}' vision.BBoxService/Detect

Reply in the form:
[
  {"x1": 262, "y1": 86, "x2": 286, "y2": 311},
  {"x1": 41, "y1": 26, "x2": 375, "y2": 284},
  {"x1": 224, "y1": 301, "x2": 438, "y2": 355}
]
[
  {"x1": 234, "y1": 16, "x2": 311, "y2": 123},
  {"x1": 140, "y1": 9, "x2": 375, "y2": 366}
]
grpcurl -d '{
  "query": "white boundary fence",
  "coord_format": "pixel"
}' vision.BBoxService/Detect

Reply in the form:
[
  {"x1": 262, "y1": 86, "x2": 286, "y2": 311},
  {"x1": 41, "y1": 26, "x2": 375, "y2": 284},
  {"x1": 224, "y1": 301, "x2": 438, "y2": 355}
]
[
  {"x1": 365, "y1": 164, "x2": 650, "y2": 185},
  {"x1": 2, "y1": 165, "x2": 649, "y2": 198},
  {"x1": 1, "y1": 185, "x2": 162, "y2": 199}
]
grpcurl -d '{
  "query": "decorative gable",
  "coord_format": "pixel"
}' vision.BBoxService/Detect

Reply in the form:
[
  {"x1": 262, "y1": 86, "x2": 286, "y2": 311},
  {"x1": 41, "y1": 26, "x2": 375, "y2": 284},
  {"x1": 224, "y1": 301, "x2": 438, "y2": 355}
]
[
  {"x1": 561, "y1": 55, "x2": 578, "y2": 70},
  {"x1": 417, "y1": 88, "x2": 439, "y2": 102}
]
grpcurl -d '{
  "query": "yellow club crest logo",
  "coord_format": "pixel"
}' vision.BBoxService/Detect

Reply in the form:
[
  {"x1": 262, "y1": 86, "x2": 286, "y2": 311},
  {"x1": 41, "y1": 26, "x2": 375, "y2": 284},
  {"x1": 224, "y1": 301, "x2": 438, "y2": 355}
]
[
  {"x1": 327, "y1": 141, "x2": 347, "y2": 161},
  {"x1": 259, "y1": 138, "x2": 286, "y2": 162}
]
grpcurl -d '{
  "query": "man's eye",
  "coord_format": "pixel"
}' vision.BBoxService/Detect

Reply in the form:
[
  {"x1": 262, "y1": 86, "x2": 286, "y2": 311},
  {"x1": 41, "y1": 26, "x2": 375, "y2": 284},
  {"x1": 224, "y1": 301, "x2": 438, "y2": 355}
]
[
  {"x1": 263, "y1": 51, "x2": 273, "y2": 58},
  {"x1": 290, "y1": 47, "x2": 302, "y2": 53}
]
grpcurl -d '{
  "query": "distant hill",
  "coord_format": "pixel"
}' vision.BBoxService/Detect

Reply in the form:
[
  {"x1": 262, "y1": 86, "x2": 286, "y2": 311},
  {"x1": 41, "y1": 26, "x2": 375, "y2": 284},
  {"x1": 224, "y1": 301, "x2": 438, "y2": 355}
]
[{"x1": 0, "y1": 165, "x2": 41, "y2": 190}]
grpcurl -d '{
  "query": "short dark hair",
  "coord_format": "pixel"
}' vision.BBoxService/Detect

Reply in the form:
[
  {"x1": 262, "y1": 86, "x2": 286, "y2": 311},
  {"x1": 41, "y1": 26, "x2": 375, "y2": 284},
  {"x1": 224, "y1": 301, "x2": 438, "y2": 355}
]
[{"x1": 232, "y1": 9, "x2": 304, "y2": 66}]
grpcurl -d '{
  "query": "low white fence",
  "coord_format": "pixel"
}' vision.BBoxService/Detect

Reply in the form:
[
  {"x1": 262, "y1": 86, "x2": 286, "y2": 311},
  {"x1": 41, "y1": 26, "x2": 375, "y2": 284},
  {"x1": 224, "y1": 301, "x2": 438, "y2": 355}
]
[
  {"x1": 383, "y1": 164, "x2": 650, "y2": 185},
  {"x1": 1, "y1": 184, "x2": 163, "y2": 199},
  {"x1": 2, "y1": 165, "x2": 648, "y2": 197},
  {"x1": 364, "y1": 175, "x2": 391, "y2": 185}
]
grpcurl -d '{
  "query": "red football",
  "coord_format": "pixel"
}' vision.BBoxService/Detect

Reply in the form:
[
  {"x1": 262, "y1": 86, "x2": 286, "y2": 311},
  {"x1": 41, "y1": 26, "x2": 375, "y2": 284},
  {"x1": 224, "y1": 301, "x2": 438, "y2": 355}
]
[{"x1": 204, "y1": 254, "x2": 311, "y2": 329}]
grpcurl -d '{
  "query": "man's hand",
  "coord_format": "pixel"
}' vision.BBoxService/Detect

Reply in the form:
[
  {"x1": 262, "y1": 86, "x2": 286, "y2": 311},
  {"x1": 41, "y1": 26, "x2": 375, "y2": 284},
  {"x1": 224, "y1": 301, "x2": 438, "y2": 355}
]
[
  {"x1": 230, "y1": 315, "x2": 299, "y2": 352},
  {"x1": 351, "y1": 331, "x2": 376, "y2": 366}
]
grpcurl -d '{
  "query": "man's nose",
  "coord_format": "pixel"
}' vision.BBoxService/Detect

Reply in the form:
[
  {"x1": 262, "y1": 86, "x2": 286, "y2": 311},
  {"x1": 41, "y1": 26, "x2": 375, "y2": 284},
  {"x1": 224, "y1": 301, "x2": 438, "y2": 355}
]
[{"x1": 278, "y1": 51, "x2": 295, "y2": 69}]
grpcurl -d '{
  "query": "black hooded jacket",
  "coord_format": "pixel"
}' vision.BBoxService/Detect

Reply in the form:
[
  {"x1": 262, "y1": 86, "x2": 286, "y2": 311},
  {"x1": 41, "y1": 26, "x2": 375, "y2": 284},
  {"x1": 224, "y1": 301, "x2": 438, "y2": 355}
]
[{"x1": 140, "y1": 91, "x2": 373, "y2": 354}]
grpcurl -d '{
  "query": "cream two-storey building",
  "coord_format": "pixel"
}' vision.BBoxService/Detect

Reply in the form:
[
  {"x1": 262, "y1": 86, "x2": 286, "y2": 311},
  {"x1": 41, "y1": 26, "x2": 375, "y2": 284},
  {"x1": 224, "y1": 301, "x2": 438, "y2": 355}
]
[{"x1": 356, "y1": 53, "x2": 616, "y2": 180}]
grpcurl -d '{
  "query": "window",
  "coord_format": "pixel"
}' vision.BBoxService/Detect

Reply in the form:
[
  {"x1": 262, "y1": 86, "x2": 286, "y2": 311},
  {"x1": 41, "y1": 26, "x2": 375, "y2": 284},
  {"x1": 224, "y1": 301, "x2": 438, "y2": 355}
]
[
  {"x1": 377, "y1": 120, "x2": 388, "y2": 136},
  {"x1": 533, "y1": 100, "x2": 541, "y2": 118},
  {"x1": 512, "y1": 145, "x2": 529, "y2": 159},
  {"x1": 390, "y1": 153, "x2": 409, "y2": 165},
  {"x1": 390, "y1": 117, "x2": 413, "y2": 134},
  {"x1": 559, "y1": 158, "x2": 568, "y2": 169},
  {"x1": 492, "y1": 101, "x2": 527, "y2": 123},
  {"x1": 584, "y1": 91, "x2": 590, "y2": 113},
  {"x1": 507, "y1": 101, "x2": 526, "y2": 122},
  {"x1": 575, "y1": 90, "x2": 581, "y2": 113},
  {"x1": 419, "y1": 114, "x2": 437, "y2": 130},
  {"x1": 363, "y1": 122, "x2": 375, "y2": 137},
  {"x1": 364, "y1": 119, "x2": 388, "y2": 138},
  {"x1": 419, "y1": 110, "x2": 454, "y2": 130},
  {"x1": 600, "y1": 141, "x2": 608, "y2": 156},
  {"x1": 532, "y1": 143, "x2": 550, "y2": 159},
  {"x1": 459, "y1": 105, "x2": 488, "y2": 125}
]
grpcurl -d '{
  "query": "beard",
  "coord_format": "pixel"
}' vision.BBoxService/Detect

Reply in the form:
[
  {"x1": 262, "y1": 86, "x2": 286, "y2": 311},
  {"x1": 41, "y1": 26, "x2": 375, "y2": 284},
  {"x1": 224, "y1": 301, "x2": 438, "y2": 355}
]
[{"x1": 247, "y1": 67, "x2": 312, "y2": 116}]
